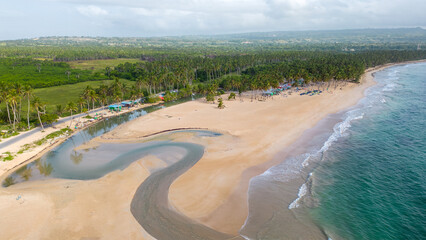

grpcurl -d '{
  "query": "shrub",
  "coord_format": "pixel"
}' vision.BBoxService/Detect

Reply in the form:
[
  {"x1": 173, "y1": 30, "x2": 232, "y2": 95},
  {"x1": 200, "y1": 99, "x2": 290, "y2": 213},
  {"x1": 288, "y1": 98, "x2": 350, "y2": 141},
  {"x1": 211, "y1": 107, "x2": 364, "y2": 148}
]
[
  {"x1": 206, "y1": 94, "x2": 215, "y2": 103},
  {"x1": 146, "y1": 95, "x2": 161, "y2": 103},
  {"x1": 228, "y1": 92, "x2": 236, "y2": 100},
  {"x1": 218, "y1": 97, "x2": 225, "y2": 109},
  {"x1": 163, "y1": 91, "x2": 177, "y2": 102}
]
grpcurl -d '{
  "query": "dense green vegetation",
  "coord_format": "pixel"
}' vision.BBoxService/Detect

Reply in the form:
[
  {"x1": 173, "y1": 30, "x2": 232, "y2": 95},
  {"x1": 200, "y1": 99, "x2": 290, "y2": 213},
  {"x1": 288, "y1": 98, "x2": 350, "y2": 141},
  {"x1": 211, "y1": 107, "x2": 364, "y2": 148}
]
[
  {"x1": 0, "y1": 58, "x2": 103, "y2": 88},
  {"x1": 69, "y1": 58, "x2": 144, "y2": 71},
  {"x1": 33, "y1": 79, "x2": 134, "y2": 112},
  {"x1": 1, "y1": 28, "x2": 426, "y2": 138}
]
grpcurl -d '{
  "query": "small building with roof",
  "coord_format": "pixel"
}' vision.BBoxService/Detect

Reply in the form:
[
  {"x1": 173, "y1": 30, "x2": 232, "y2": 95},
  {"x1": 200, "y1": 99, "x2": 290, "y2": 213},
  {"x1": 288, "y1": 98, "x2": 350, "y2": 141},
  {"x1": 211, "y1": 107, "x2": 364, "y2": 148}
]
[{"x1": 108, "y1": 104, "x2": 122, "y2": 111}]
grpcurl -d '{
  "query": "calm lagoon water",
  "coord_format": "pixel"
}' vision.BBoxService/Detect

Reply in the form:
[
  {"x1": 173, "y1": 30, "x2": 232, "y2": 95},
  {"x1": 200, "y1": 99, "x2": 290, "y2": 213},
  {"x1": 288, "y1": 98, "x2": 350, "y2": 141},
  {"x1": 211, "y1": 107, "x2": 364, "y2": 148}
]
[{"x1": 2, "y1": 97, "x2": 202, "y2": 186}]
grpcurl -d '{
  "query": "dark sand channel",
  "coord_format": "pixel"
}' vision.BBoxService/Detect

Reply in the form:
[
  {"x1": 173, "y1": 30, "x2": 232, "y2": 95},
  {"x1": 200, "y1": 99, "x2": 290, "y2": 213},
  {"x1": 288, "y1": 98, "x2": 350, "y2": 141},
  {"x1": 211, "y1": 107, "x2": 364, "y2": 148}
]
[
  {"x1": 130, "y1": 141, "x2": 243, "y2": 240},
  {"x1": 3, "y1": 130, "x2": 244, "y2": 240}
]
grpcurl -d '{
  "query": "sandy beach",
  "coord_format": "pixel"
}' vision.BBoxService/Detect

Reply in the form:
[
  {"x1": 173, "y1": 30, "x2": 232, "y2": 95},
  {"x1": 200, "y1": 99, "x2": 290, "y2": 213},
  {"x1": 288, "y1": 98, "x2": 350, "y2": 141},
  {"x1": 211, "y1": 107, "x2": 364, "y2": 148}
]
[{"x1": 0, "y1": 61, "x2": 423, "y2": 239}]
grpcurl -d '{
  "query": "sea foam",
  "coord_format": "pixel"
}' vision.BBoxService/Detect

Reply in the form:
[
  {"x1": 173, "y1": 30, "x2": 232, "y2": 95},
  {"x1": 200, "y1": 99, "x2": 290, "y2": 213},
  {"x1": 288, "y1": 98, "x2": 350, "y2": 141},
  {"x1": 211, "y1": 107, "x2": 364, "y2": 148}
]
[
  {"x1": 289, "y1": 110, "x2": 365, "y2": 209},
  {"x1": 288, "y1": 183, "x2": 308, "y2": 209}
]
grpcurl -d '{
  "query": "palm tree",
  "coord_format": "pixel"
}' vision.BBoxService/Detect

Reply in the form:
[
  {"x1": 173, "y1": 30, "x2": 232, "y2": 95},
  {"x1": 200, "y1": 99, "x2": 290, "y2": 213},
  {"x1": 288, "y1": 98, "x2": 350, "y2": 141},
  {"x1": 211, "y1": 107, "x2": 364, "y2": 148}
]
[
  {"x1": 82, "y1": 85, "x2": 92, "y2": 110},
  {"x1": 32, "y1": 96, "x2": 45, "y2": 131},
  {"x1": 99, "y1": 93, "x2": 107, "y2": 109},
  {"x1": 77, "y1": 97, "x2": 85, "y2": 113},
  {"x1": 130, "y1": 89, "x2": 138, "y2": 105},
  {"x1": 0, "y1": 83, "x2": 12, "y2": 125},
  {"x1": 7, "y1": 90, "x2": 19, "y2": 131},
  {"x1": 88, "y1": 90, "x2": 98, "y2": 111},
  {"x1": 105, "y1": 66, "x2": 112, "y2": 79},
  {"x1": 114, "y1": 93, "x2": 121, "y2": 104},
  {"x1": 65, "y1": 101, "x2": 78, "y2": 128},
  {"x1": 136, "y1": 90, "x2": 144, "y2": 106},
  {"x1": 23, "y1": 85, "x2": 32, "y2": 129},
  {"x1": 14, "y1": 83, "x2": 23, "y2": 122}
]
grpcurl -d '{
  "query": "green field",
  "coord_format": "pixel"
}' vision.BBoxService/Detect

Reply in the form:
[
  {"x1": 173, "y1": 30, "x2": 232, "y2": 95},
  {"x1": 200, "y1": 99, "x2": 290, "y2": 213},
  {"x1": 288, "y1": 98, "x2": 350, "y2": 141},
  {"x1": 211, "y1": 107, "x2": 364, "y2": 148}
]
[
  {"x1": 0, "y1": 58, "x2": 104, "y2": 88},
  {"x1": 33, "y1": 79, "x2": 135, "y2": 112},
  {"x1": 69, "y1": 58, "x2": 143, "y2": 71}
]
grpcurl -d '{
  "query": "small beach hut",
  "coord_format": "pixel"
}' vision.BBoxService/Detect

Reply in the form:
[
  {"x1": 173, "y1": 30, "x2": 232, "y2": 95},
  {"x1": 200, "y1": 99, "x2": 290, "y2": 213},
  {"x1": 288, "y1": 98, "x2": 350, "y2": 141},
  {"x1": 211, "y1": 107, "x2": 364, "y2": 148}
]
[
  {"x1": 108, "y1": 104, "x2": 122, "y2": 111},
  {"x1": 121, "y1": 101, "x2": 133, "y2": 107},
  {"x1": 262, "y1": 90, "x2": 274, "y2": 96}
]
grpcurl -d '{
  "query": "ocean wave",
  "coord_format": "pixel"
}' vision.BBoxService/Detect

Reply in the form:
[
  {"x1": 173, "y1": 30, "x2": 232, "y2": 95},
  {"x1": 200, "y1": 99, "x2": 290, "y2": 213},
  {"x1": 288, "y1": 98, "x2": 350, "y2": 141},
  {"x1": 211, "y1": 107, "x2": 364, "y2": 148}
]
[
  {"x1": 382, "y1": 83, "x2": 397, "y2": 92},
  {"x1": 258, "y1": 156, "x2": 303, "y2": 182},
  {"x1": 289, "y1": 110, "x2": 365, "y2": 209},
  {"x1": 288, "y1": 183, "x2": 308, "y2": 209},
  {"x1": 288, "y1": 65, "x2": 406, "y2": 210},
  {"x1": 319, "y1": 111, "x2": 364, "y2": 155},
  {"x1": 240, "y1": 234, "x2": 252, "y2": 240}
]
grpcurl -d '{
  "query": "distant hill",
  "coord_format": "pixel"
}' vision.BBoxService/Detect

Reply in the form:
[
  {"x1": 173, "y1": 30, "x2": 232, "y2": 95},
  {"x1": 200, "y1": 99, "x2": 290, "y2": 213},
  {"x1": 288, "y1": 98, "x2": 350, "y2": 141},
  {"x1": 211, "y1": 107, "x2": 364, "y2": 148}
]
[{"x1": 1, "y1": 28, "x2": 425, "y2": 47}]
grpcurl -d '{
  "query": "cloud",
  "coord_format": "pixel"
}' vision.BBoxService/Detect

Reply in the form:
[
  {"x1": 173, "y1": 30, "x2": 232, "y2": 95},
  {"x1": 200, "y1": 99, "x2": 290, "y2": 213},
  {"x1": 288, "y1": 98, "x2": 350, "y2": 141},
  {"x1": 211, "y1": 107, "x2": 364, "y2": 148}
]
[
  {"x1": 1, "y1": 0, "x2": 425, "y2": 39},
  {"x1": 65, "y1": 0, "x2": 426, "y2": 34},
  {"x1": 76, "y1": 5, "x2": 108, "y2": 16}
]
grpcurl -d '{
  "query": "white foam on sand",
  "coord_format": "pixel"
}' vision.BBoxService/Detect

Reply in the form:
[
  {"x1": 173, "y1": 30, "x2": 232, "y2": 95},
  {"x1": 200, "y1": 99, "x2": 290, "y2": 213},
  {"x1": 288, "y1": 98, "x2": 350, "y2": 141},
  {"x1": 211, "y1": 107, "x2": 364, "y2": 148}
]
[
  {"x1": 289, "y1": 110, "x2": 366, "y2": 209},
  {"x1": 288, "y1": 63, "x2": 402, "y2": 210},
  {"x1": 288, "y1": 183, "x2": 308, "y2": 209}
]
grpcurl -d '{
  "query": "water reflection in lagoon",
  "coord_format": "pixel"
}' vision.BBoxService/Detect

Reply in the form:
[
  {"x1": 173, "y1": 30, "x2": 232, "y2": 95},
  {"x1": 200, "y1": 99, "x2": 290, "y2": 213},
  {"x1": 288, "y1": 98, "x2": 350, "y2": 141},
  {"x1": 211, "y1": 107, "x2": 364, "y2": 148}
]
[
  {"x1": 3, "y1": 129, "x2": 221, "y2": 187},
  {"x1": 2, "y1": 97, "x2": 205, "y2": 187}
]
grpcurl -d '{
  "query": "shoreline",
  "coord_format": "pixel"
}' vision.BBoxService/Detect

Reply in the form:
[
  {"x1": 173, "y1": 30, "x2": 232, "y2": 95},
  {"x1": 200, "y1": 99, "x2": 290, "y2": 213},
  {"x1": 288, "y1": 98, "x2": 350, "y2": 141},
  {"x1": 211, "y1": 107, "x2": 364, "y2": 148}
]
[
  {"x1": 0, "y1": 101, "x2": 163, "y2": 179},
  {"x1": 92, "y1": 61, "x2": 382, "y2": 234},
  {"x1": 2, "y1": 59, "x2": 424, "y2": 179},
  {"x1": 0, "y1": 60, "x2": 425, "y2": 239}
]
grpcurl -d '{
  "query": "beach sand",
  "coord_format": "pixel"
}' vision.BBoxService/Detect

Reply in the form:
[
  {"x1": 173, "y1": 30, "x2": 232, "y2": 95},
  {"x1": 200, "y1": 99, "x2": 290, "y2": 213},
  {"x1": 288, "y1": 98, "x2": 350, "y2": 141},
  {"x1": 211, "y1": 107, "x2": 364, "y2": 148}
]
[
  {"x1": 0, "y1": 158, "x2": 155, "y2": 240},
  {"x1": 92, "y1": 67, "x2": 377, "y2": 235},
  {"x1": 1, "y1": 61, "x2": 422, "y2": 239}
]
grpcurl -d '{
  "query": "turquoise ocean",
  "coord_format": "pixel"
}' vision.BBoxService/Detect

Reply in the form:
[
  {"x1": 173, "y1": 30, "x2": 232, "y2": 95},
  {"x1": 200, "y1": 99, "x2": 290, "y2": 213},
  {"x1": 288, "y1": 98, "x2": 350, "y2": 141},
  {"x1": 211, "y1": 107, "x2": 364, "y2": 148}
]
[{"x1": 309, "y1": 62, "x2": 426, "y2": 239}]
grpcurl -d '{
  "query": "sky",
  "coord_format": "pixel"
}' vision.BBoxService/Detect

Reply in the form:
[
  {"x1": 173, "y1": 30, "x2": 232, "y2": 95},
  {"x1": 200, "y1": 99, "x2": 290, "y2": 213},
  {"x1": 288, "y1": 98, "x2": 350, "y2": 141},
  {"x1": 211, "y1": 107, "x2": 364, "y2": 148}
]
[{"x1": 0, "y1": 0, "x2": 425, "y2": 40}]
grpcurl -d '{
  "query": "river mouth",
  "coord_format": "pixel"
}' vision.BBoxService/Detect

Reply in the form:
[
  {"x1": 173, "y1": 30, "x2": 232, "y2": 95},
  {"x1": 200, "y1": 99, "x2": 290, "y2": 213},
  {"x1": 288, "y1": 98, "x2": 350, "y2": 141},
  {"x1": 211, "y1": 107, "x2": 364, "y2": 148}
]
[
  {"x1": 2, "y1": 129, "x2": 222, "y2": 187},
  {"x1": 2, "y1": 129, "x2": 242, "y2": 240}
]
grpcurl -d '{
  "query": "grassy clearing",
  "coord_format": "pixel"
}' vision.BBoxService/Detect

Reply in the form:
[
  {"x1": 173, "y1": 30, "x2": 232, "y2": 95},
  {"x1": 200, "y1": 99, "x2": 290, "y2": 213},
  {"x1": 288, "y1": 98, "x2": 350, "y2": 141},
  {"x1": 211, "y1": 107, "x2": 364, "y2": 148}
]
[
  {"x1": 69, "y1": 58, "x2": 143, "y2": 71},
  {"x1": 0, "y1": 58, "x2": 102, "y2": 88},
  {"x1": 32, "y1": 79, "x2": 135, "y2": 112}
]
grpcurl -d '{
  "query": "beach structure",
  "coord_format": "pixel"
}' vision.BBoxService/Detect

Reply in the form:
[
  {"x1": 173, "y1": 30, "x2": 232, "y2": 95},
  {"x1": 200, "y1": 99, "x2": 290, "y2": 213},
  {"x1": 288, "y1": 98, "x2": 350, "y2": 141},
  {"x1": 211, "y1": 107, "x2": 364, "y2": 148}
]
[
  {"x1": 280, "y1": 83, "x2": 292, "y2": 90},
  {"x1": 121, "y1": 101, "x2": 133, "y2": 108},
  {"x1": 262, "y1": 90, "x2": 274, "y2": 96},
  {"x1": 157, "y1": 93, "x2": 165, "y2": 101},
  {"x1": 108, "y1": 104, "x2": 122, "y2": 111}
]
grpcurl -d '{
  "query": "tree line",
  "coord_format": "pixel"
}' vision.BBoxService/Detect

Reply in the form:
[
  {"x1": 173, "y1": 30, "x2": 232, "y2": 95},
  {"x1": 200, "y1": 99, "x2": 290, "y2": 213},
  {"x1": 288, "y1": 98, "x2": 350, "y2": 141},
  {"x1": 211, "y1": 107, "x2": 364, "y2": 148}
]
[
  {"x1": 108, "y1": 50, "x2": 426, "y2": 94},
  {"x1": 1, "y1": 49, "x2": 426, "y2": 135}
]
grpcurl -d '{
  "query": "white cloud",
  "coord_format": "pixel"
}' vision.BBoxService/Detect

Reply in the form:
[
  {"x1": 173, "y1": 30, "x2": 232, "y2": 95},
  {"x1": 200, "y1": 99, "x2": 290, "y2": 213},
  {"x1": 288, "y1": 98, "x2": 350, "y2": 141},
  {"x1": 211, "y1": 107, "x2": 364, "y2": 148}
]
[
  {"x1": 1, "y1": 0, "x2": 425, "y2": 39},
  {"x1": 76, "y1": 5, "x2": 108, "y2": 16}
]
